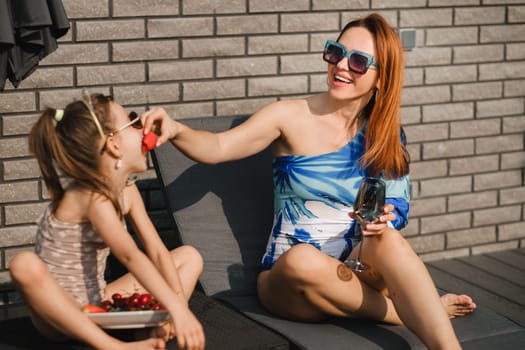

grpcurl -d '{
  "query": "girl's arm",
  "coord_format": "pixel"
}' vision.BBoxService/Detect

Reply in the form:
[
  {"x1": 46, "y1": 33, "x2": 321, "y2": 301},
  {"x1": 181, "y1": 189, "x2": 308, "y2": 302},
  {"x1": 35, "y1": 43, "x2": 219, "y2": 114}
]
[
  {"x1": 87, "y1": 194, "x2": 203, "y2": 349},
  {"x1": 123, "y1": 184, "x2": 190, "y2": 301},
  {"x1": 88, "y1": 196, "x2": 181, "y2": 307}
]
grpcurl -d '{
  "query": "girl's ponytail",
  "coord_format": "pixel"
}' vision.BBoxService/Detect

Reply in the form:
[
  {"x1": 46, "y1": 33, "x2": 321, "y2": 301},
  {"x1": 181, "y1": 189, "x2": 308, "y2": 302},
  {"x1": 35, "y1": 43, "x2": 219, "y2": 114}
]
[{"x1": 29, "y1": 108, "x2": 65, "y2": 210}]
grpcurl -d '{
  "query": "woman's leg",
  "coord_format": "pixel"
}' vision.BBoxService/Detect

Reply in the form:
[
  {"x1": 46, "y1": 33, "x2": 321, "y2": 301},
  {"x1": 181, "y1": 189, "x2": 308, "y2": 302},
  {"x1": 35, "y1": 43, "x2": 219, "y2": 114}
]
[
  {"x1": 9, "y1": 251, "x2": 165, "y2": 350},
  {"x1": 257, "y1": 231, "x2": 470, "y2": 349},
  {"x1": 358, "y1": 228, "x2": 465, "y2": 349},
  {"x1": 257, "y1": 243, "x2": 401, "y2": 323}
]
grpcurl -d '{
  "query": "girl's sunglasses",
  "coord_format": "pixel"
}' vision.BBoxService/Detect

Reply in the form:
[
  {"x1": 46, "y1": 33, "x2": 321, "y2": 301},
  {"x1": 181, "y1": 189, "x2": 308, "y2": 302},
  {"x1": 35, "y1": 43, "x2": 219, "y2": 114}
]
[
  {"x1": 323, "y1": 40, "x2": 379, "y2": 74},
  {"x1": 111, "y1": 111, "x2": 143, "y2": 135},
  {"x1": 101, "y1": 111, "x2": 142, "y2": 153}
]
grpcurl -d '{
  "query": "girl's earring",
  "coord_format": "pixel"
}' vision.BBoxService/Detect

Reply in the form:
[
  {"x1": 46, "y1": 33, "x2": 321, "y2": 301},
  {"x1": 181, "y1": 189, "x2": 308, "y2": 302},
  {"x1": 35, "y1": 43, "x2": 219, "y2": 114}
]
[{"x1": 115, "y1": 157, "x2": 122, "y2": 170}]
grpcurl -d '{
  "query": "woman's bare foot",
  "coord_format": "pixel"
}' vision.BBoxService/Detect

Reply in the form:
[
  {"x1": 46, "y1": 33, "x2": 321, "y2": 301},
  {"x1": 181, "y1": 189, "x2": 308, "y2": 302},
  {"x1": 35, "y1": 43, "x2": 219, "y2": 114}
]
[{"x1": 441, "y1": 293, "x2": 476, "y2": 318}]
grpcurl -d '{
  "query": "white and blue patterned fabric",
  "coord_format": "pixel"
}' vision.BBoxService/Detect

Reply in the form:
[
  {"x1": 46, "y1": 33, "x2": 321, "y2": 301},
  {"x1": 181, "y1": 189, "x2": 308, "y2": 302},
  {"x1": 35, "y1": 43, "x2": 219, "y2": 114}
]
[{"x1": 261, "y1": 120, "x2": 410, "y2": 270}]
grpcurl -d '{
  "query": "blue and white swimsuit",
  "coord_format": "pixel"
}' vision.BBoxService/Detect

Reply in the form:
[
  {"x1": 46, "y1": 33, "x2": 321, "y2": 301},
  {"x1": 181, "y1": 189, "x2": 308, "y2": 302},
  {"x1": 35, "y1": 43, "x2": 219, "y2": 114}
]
[{"x1": 261, "y1": 120, "x2": 410, "y2": 270}]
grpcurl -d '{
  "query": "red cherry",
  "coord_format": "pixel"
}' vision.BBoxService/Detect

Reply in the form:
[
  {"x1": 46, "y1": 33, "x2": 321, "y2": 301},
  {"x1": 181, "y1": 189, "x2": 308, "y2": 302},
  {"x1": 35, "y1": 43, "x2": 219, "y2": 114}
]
[
  {"x1": 142, "y1": 132, "x2": 157, "y2": 153},
  {"x1": 111, "y1": 293, "x2": 122, "y2": 302},
  {"x1": 128, "y1": 296, "x2": 140, "y2": 307},
  {"x1": 101, "y1": 300, "x2": 113, "y2": 311},
  {"x1": 139, "y1": 293, "x2": 152, "y2": 307}
]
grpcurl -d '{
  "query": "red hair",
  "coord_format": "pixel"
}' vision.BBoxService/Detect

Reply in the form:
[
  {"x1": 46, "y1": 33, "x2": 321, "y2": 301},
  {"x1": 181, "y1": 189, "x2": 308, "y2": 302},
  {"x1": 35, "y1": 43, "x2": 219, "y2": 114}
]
[{"x1": 338, "y1": 13, "x2": 410, "y2": 178}]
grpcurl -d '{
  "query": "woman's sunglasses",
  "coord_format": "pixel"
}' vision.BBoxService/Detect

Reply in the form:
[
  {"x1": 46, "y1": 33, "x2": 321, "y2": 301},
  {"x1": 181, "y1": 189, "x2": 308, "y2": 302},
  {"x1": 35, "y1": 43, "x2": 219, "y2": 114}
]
[{"x1": 323, "y1": 40, "x2": 379, "y2": 74}]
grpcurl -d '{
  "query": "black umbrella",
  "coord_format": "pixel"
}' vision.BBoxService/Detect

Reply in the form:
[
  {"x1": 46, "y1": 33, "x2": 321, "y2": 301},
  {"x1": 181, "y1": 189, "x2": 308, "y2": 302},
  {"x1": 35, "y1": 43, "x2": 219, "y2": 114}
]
[{"x1": 0, "y1": 0, "x2": 69, "y2": 91}]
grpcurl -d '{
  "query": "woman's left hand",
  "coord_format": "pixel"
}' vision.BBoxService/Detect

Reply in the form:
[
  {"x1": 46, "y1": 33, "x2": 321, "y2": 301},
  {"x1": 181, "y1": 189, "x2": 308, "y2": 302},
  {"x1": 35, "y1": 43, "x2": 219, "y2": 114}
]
[{"x1": 350, "y1": 204, "x2": 397, "y2": 236}]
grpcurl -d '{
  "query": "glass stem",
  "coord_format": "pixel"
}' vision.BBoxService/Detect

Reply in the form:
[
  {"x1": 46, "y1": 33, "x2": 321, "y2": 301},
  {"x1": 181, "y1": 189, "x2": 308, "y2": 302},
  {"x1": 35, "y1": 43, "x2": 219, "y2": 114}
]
[{"x1": 357, "y1": 227, "x2": 365, "y2": 260}]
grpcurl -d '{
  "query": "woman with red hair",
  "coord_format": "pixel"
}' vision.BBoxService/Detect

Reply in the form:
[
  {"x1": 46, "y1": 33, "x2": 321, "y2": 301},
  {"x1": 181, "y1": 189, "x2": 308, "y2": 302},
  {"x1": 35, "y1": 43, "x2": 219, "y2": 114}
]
[{"x1": 144, "y1": 13, "x2": 475, "y2": 349}]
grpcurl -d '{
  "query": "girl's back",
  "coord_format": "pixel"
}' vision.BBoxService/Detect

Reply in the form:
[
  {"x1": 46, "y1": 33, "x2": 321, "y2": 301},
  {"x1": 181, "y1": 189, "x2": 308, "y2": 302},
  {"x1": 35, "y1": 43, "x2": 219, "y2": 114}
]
[{"x1": 35, "y1": 204, "x2": 109, "y2": 306}]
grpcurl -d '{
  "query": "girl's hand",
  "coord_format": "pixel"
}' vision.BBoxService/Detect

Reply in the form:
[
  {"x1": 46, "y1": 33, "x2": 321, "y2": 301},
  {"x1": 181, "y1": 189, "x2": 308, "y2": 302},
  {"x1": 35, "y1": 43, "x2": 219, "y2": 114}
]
[
  {"x1": 141, "y1": 107, "x2": 178, "y2": 147},
  {"x1": 350, "y1": 204, "x2": 397, "y2": 236},
  {"x1": 170, "y1": 306, "x2": 205, "y2": 350}
]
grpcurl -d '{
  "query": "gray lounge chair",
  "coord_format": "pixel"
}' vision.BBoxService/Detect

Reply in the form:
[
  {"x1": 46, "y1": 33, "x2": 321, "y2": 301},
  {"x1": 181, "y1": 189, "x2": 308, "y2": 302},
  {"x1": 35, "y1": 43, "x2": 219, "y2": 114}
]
[{"x1": 152, "y1": 115, "x2": 525, "y2": 350}]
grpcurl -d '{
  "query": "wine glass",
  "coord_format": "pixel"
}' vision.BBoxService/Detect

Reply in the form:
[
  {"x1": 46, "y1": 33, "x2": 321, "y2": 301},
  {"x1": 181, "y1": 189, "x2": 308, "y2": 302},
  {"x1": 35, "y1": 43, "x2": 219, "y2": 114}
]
[{"x1": 344, "y1": 177, "x2": 386, "y2": 272}]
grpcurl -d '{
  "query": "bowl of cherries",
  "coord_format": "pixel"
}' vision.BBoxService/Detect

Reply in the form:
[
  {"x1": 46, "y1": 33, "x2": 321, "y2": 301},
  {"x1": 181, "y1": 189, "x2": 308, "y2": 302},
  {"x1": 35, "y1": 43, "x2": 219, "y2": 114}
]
[
  {"x1": 83, "y1": 292, "x2": 169, "y2": 329},
  {"x1": 106, "y1": 292, "x2": 165, "y2": 312}
]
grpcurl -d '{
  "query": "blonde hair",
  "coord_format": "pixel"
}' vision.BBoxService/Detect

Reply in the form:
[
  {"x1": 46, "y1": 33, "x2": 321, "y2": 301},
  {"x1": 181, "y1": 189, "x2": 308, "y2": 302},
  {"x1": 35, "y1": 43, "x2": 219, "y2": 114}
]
[
  {"x1": 338, "y1": 13, "x2": 410, "y2": 178},
  {"x1": 29, "y1": 94, "x2": 123, "y2": 217}
]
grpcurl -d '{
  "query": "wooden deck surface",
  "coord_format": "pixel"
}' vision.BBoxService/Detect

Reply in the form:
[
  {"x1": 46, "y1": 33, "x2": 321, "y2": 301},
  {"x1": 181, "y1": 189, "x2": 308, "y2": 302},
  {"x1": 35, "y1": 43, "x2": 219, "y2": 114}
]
[{"x1": 426, "y1": 247, "x2": 525, "y2": 328}]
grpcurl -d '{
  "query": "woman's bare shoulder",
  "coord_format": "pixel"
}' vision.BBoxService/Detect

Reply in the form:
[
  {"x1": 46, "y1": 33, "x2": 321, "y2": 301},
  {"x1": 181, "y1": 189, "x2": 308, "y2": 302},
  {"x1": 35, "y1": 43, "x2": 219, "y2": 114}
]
[
  {"x1": 252, "y1": 98, "x2": 313, "y2": 125},
  {"x1": 272, "y1": 98, "x2": 310, "y2": 112}
]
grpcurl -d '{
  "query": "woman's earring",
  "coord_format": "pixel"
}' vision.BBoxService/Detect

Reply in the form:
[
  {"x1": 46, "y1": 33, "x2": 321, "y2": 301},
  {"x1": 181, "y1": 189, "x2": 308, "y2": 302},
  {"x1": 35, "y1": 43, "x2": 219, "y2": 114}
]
[{"x1": 115, "y1": 157, "x2": 122, "y2": 170}]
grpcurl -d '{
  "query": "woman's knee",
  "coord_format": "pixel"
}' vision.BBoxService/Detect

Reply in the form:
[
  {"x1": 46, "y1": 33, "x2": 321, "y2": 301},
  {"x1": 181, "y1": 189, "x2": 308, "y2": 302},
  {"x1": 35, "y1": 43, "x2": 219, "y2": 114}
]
[
  {"x1": 277, "y1": 244, "x2": 328, "y2": 281},
  {"x1": 372, "y1": 228, "x2": 410, "y2": 250},
  {"x1": 366, "y1": 228, "x2": 416, "y2": 265}
]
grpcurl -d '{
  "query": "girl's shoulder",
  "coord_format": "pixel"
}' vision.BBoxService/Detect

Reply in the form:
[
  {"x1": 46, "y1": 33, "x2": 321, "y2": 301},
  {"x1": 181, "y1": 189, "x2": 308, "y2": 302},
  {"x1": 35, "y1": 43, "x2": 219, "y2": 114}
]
[
  {"x1": 120, "y1": 183, "x2": 142, "y2": 216},
  {"x1": 54, "y1": 189, "x2": 95, "y2": 223}
]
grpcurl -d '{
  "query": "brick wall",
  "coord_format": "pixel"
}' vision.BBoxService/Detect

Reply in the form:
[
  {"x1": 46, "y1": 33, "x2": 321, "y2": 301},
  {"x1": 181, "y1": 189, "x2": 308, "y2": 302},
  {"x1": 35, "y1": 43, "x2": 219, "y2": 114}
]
[{"x1": 1, "y1": 1, "x2": 524, "y2": 301}]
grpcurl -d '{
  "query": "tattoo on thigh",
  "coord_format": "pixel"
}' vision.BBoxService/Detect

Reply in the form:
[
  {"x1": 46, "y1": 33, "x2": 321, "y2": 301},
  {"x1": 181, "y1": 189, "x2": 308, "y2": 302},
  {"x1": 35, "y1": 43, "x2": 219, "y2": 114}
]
[{"x1": 337, "y1": 264, "x2": 353, "y2": 281}]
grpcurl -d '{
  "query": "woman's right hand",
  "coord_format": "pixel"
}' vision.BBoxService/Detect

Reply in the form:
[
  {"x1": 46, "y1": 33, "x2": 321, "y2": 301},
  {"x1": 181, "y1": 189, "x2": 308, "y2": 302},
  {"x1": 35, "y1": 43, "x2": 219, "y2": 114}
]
[{"x1": 141, "y1": 107, "x2": 178, "y2": 147}]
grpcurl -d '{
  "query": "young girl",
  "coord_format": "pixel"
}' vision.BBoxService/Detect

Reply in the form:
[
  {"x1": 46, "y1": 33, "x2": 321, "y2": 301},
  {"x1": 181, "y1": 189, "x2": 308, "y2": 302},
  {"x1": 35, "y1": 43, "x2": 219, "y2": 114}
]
[{"x1": 9, "y1": 92, "x2": 205, "y2": 350}]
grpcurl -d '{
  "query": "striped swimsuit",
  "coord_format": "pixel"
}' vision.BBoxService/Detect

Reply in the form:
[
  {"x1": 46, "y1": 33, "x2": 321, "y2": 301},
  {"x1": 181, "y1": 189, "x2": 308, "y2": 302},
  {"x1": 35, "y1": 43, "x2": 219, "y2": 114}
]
[{"x1": 35, "y1": 206, "x2": 110, "y2": 306}]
